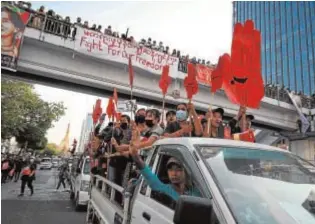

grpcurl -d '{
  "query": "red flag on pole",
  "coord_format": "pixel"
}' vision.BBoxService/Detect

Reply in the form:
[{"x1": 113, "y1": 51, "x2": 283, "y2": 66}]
[
  {"x1": 113, "y1": 88, "x2": 118, "y2": 106},
  {"x1": 222, "y1": 20, "x2": 264, "y2": 109},
  {"x1": 128, "y1": 56, "x2": 134, "y2": 88},
  {"x1": 106, "y1": 97, "x2": 116, "y2": 120},
  {"x1": 92, "y1": 99, "x2": 102, "y2": 125},
  {"x1": 184, "y1": 63, "x2": 199, "y2": 100},
  {"x1": 159, "y1": 65, "x2": 171, "y2": 95}
]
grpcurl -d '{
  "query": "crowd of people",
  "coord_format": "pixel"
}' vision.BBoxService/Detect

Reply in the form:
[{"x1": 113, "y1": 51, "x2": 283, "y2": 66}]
[
  {"x1": 10, "y1": 1, "x2": 315, "y2": 107},
  {"x1": 12, "y1": 1, "x2": 214, "y2": 70},
  {"x1": 86, "y1": 103, "x2": 255, "y2": 204},
  {"x1": 1, "y1": 154, "x2": 36, "y2": 196}
]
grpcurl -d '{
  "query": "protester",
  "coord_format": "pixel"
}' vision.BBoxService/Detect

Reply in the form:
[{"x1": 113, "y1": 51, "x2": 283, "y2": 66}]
[
  {"x1": 18, "y1": 163, "x2": 36, "y2": 196},
  {"x1": 104, "y1": 25, "x2": 112, "y2": 35},
  {"x1": 145, "y1": 38, "x2": 152, "y2": 48},
  {"x1": 14, "y1": 157, "x2": 23, "y2": 182},
  {"x1": 158, "y1": 41, "x2": 164, "y2": 52},
  {"x1": 129, "y1": 144, "x2": 201, "y2": 201},
  {"x1": 229, "y1": 106, "x2": 255, "y2": 134},
  {"x1": 163, "y1": 46, "x2": 170, "y2": 54},
  {"x1": 166, "y1": 110, "x2": 176, "y2": 126},
  {"x1": 164, "y1": 103, "x2": 202, "y2": 137},
  {"x1": 97, "y1": 25, "x2": 102, "y2": 32},
  {"x1": 203, "y1": 108, "x2": 225, "y2": 138},
  {"x1": 172, "y1": 49, "x2": 177, "y2": 56},
  {"x1": 56, "y1": 165, "x2": 68, "y2": 190},
  {"x1": 1, "y1": 157, "x2": 10, "y2": 183},
  {"x1": 83, "y1": 21, "x2": 89, "y2": 28}
]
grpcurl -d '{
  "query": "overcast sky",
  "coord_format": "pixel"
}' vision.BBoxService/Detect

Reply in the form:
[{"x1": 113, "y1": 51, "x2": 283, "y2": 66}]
[{"x1": 32, "y1": 0, "x2": 233, "y2": 144}]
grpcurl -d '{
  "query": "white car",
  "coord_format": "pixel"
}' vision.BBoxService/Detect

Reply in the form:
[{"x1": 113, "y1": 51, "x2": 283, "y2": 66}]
[
  {"x1": 86, "y1": 138, "x2": 315, "y2": 224},
  {"x1": 70, "y1": 156, "x2": 90, "y2": 211},
  {"x1": 39, "y1": 157, "x2": 52, "y2": 170}
]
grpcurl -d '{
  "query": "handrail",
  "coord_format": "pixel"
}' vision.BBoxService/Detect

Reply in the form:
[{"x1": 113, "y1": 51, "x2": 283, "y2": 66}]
[
  {"x1": 90, "y1": 174, "x2": 131, "y2": 224},
  {"x1": 20, "y1": 7, "x2": 315, "y2": 107}
]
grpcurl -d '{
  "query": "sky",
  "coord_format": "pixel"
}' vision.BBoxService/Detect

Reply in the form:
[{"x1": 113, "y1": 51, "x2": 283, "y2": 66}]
[{"x1": 31, "y1": 0, "x2": 233, "y2": 144}]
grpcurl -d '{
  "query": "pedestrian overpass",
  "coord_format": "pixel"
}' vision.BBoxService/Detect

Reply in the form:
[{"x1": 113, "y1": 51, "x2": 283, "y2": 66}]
[{"x1": 2, "y1": 23, "x2": 311, "y2": 145}]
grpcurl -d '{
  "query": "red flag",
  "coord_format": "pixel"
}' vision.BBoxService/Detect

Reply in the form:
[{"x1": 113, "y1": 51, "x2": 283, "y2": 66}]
[
  {"x1": 113, "y1": 88, "x2": 118, "y2": 106},
  {"x1": 159, "y1": 65, "x2": 171, "y2": 95},
  {"x1": 184, "y1": 63, "x2": 199, "y2": 100},
  {"x1": 233, "y1": 129, "x2": 255, "y2": 142},
  {"x1": 106, "y1": 97, "x2": 116, "y2": 120},
  {"x1": 211, "y1": 54, "x2": 229, "y2": 93},
  {"x1": 221, "y1": 20, "x2": 264, "y2": 108},
  {"x1": 128, "y1": 56, "x2": 134, "y2": 88},
  {"x1": 92, "y1": 99, "x2": 102, "y2": 125}
]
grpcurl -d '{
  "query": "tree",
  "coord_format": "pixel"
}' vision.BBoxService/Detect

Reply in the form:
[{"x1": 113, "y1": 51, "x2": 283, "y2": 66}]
[
  {"x1": 41, "y1": 143, "x2": 59, "y2": 156},
  {"x1": 1, "y1": 80, "x2": 66, "y2": 151}
]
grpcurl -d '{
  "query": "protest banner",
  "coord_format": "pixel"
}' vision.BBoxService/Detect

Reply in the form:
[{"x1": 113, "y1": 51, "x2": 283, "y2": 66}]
[
  {"x1": 74, "y1": 27, "x2": 179, "y2": 77},
  {"x1": 196, "y1": 64, "x2": 214, "y2": 86},
  {"x1": 117, "y1": 100, "x2": 137, "y2": 112},
  {"x1": 1, "y1": 3, "x2": 30, "y2": 71}
]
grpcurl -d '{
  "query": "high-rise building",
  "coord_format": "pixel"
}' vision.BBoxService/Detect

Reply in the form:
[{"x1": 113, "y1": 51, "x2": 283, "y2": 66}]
[
  {"x1": 77, "y1": 113, "x2": 93, "y2": 153},
  {"x1": 233, "y1": 1, "x2": 315, "y2": 95}
]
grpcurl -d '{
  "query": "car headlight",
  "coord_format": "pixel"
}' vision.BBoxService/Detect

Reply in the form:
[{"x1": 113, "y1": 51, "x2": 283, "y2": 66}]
[{"x1": 81, "y1": 180, "x2": 90, "y2": 191}]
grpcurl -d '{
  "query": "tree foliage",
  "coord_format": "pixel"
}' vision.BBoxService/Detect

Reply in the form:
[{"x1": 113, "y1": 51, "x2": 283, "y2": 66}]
[
  {"x1": 1, "y1": 80, "x2": 66, "y2": 150},
  {"x1": 40, "y1": 142, "x2": 60, "y2": 156}
]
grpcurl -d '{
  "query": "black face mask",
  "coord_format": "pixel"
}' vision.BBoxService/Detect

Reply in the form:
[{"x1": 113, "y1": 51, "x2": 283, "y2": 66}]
[
  {"x1": 145, "y1": 120, "x2": 154, "y2": 128},
  {"x1": 135, "y1": 115, "x2": 146, "y2": 124},
  {"x1": 120, "y1": 123, "x2": 128, "y2": 130}
]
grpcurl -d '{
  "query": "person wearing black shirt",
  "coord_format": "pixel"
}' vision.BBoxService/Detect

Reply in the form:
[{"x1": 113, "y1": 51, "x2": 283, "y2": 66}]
[
  {"x1": 228, "y1": 106, "x2": 255, "y2": 135},
  {"x1": 14, "y1": 158, "x2": 23, "y2": 182}
]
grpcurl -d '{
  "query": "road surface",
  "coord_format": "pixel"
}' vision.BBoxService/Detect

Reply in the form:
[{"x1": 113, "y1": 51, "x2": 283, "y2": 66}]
[{"x1": 1, "y1": 168, "x2": 86, "y2": 224}]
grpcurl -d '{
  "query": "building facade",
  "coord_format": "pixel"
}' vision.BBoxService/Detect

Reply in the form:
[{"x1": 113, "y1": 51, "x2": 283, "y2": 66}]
[
  {"x1": 77, "y1": 113, "x2": 93, "y2": 153},
  {"x1": 233, "y1": 1, "x2": 315, "y2": 95}
]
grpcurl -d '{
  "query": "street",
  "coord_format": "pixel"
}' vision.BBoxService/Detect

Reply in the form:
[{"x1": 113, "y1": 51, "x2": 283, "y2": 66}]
[{"x1": 1, "y1": 168, "x2": 86, "y2": 224}]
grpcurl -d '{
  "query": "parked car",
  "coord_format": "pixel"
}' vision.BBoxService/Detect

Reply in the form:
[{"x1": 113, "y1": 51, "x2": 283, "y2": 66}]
[
  {"x1": 39, "y1": 157, "x2": 52, "y2": 170},
  {"x1": 70, "y1": 155, "x2": 90, "y2": 211}
]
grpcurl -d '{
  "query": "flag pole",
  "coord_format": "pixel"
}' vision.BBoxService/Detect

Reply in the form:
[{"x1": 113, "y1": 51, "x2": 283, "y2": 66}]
[{"x1": 162, "y1": 94, "x2": 166, "y2": 125}]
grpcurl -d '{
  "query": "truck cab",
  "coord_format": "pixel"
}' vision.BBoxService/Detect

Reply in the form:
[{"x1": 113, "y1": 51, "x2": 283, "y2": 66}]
[
  {"x1": 86, "y1": 138, "x2": 315, "y2": 224},
  {"x1": 70, "y1": 155, "x2": 91, "y2": 211}
]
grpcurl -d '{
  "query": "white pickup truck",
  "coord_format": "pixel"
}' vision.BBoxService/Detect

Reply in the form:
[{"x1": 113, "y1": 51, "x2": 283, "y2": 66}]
[{"x1": 86, "y1": 138, "x2": 315, "y2": 224}]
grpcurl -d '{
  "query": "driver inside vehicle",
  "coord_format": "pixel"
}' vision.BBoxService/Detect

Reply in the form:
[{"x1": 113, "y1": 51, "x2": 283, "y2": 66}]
[{"x1": 130, "y1": 145, "x2": 201, "y2": 201}]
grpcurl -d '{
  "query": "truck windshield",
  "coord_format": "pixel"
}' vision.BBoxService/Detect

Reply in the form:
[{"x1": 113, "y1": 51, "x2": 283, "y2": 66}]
[
  {"x1": 197, "y1": 145, "x2": 315, "y2": 224},
  {"x1": 83, "y1": 160, "x2": 90, "y2": 175}
]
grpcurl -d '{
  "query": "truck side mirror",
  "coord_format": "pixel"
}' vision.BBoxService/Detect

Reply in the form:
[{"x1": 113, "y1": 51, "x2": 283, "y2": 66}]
[
  {"x1": 173, "y1": 196, "x2": 213, "y2": 224},
  {"x1": 76, "y1": 168, "x2": 81, "y2": 174}
]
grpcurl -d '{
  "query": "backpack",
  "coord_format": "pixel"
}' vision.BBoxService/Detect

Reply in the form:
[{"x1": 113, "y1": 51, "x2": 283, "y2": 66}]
[{"x1": 22, "y1": 167, "x2": 31, "y2": 176}]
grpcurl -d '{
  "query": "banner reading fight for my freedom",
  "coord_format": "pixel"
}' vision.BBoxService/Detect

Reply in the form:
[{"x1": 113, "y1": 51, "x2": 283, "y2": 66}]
[
  {"x1": 1, "y1": 3, "x2": 30, "y2": 71},
  {"x1": 74, "y1": 27, "x2": 179, "y2": 77}
]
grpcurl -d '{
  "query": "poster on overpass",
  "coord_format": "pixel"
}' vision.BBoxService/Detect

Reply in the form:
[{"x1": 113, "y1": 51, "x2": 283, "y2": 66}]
[
  {"x1": 117, "y1": 100, "x2": 137, "y2": 112},
  {"x1": 74, "y1": 27, "x2": 179, "y2": 78},
  {"x1": 1, "y1": 3, "x2": 30, "y2": 72}
]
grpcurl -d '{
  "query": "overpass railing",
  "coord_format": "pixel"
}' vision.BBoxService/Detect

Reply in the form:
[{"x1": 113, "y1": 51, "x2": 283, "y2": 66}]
[{"x1": 19, "y1": 5, "x2": 315, "y2": 109}]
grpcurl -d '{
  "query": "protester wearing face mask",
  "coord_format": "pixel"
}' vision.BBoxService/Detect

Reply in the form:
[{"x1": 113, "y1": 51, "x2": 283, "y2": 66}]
[
  {"x1": 164, "y1": 103, "x2": 202, "y2": 137},
  {"x1": 131, "y1": 109, "x2": 163, "y2": 152},
  {"x1": 203, "y1": 108, "x2": 225, "y2": 138}
]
